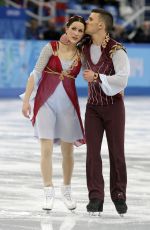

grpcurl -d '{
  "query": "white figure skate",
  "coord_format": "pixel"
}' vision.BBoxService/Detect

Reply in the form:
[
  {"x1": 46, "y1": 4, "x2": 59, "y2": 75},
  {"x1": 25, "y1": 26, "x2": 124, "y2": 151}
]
[
  {"x1": 61, "y1": 184, "x2": 76, "y2": 211},
  {"x1": 43, "y1": 186, "x2": 55, "y2": 211}
]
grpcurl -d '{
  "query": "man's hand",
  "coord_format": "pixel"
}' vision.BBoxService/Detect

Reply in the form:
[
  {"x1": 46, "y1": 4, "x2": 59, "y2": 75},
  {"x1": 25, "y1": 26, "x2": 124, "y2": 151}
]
[{"x1": 83, "y1": 69, "x2": 95, "y2": 82}]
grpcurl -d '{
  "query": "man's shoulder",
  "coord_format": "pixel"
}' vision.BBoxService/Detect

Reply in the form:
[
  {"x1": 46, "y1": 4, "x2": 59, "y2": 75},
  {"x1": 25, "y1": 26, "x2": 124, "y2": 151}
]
[
  {"x1": 108, "y1": 38, "x2": 121, "y2": 47},
  {"x1": 107, "y1": 38, "x2": 126, "y2": 58}
]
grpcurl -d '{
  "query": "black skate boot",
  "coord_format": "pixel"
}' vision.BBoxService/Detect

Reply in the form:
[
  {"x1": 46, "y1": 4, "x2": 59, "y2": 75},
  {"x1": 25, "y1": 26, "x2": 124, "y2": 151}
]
[
  {"x1": 113, "y1": 194, "x2": 127, "y2": 216},
  {"x1": 87, "y1": 198, "x2": 103, "y2": 215}
]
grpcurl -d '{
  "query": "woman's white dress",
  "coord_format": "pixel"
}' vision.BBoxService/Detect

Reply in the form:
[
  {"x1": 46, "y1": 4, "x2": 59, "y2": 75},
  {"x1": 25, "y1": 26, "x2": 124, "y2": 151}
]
[{"x1": 30, "y1": 43, "x2": 83, "y2": 144}]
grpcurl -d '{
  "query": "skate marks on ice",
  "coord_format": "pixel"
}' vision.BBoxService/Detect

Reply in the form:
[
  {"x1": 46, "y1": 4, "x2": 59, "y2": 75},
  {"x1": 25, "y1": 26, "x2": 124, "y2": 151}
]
[
  {"x1": 0, "y1": 97, "x2": 150, "y2": 229},
  {"x1": 0, "y1": 212, "x2": 150, "y2": 230},
  {"x1": 0, "y1": 196, "x2": 149, "y2": 230}
]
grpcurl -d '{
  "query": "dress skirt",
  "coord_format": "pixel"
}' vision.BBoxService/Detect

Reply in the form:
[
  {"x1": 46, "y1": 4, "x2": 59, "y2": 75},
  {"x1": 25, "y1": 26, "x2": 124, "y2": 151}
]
[{"x1": 34, "y1": 81, "x2": 83, "y2": 144}]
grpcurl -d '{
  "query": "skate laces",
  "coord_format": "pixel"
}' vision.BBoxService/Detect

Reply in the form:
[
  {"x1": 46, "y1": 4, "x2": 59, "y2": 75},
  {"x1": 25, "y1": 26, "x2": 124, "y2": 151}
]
[
  {"x1": 114, "y1": 193, "x2": 126, "y2": 206},
  {"x1": 118, "y1": 193, "x2": 124, "y2": 199},
  {"x1": 44, "y1": 187, "x2": 54, "y2": 199},
  {"x1": 117, "y1": 193, "x2": 125, "y2": 202},
  {"x1": 62, "y1": 185, "x2": 72, "y2": 201},
  {"x1": 113, "y1": 192, "x2": 124, "y2": 201}
]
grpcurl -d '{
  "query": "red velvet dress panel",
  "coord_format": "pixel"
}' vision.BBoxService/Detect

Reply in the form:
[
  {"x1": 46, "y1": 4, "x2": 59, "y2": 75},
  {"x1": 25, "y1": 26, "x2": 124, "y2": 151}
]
[{"x1": 32, "y1": 41, "x2": 85, "y2": 146}]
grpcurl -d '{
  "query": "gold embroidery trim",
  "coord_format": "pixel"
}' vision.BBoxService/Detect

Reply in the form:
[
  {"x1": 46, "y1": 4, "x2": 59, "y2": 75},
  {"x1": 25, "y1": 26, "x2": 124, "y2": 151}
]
[
  {"x1": 44, "y1": 66, "x2": 75, "y2": 81},
  {"x1": 109, "y1": 44, "x2": 125, "y2": 58},
  {"x1": 45, "y1": 42, "x2": 81, "y2": 80},
  {"x1": 44, "y1": 49, "x2": 81, "y2": 81},
  {"x1": 101, "y1": 33, "x2": 110, "y2": 48}
]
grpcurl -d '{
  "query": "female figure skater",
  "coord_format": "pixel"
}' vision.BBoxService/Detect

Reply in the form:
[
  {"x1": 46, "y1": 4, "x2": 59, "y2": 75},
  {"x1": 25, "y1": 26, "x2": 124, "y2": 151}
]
[{"x1": 21, "y1": 15, "x2": 86, "y2": 211}]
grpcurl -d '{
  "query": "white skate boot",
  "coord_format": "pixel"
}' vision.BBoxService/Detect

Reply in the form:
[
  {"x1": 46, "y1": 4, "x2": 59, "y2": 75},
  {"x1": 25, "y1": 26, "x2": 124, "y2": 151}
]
[
  {"x1": 61, "y1": 184, "x2": 76, "y2": 211},
  {"x1": 43, "y1": 186, "x2": 55, "y2": 211}
]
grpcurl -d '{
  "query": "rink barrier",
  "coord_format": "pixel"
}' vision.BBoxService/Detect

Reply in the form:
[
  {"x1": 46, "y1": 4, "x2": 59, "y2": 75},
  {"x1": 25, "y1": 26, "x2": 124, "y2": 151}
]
[
  {"x1": 0, "y1": 40, "x2": 150, "y2": 97},
  {"x1": 0, "y1": 87, "x2": 150, "y2": 98}
]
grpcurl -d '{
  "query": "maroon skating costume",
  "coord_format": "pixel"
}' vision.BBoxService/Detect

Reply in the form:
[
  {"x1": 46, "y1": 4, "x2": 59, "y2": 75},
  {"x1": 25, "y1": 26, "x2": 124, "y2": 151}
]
[{"x1": 83, "y1": 38, "x2": 127, "y2": 203}]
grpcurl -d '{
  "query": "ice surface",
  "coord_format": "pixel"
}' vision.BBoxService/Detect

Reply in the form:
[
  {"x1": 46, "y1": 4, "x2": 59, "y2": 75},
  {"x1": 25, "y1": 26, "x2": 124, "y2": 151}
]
[{"x1": 0, "y1": 97, "x2": 150, "y2": 230}]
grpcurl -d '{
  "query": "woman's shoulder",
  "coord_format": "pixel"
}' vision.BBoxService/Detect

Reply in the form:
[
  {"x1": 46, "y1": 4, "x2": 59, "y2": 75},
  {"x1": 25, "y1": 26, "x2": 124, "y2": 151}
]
[
  {"x1": 48, "y1": 41, "x2": 59, "y2": 54},
  {"x1": 39, "y1": 42, "x2": 56, "y2": 57}
]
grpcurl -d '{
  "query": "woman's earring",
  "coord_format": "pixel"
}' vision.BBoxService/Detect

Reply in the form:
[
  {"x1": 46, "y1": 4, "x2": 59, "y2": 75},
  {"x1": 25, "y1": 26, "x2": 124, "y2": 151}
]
[{"x1": 60, "y1": 33, "x2": 71, "y2": 45}]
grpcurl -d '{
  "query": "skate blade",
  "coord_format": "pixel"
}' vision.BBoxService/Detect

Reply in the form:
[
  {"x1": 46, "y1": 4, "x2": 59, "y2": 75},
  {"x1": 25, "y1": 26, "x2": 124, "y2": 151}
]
[
  {"x1": 70, "y1": 210, "x2": 76, "y2": 214},
  {"x1": 42, "y1": 208, "x2": 52, "y2": 214},
  {"x1": 88, "y1": 211, "x2": 101, "y2": 217},
  {"x1": 69, "y1": 207, "x2": 77, "y2": 214},
  {"x1": 120, "y1": 214, "x2": 124, "y2": 217}
]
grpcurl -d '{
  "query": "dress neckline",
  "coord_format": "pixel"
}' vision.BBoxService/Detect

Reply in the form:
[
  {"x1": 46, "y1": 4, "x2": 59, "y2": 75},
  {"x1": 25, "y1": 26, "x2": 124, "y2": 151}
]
[{"x1": 51, "y1": 41, "x2": 81, "y2": 73}]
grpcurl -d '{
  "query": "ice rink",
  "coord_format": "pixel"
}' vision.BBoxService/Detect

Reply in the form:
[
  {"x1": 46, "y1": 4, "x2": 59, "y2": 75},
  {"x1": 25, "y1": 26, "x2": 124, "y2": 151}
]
[{"x1": 0, "y1": 97, "x2": 150, "y2": 230}]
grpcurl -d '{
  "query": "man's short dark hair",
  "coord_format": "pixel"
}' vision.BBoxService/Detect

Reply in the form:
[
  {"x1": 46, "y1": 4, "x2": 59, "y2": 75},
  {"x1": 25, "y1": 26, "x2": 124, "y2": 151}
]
[{"x1": 91, "y1": 8, "x2": 113, "y2": 32}]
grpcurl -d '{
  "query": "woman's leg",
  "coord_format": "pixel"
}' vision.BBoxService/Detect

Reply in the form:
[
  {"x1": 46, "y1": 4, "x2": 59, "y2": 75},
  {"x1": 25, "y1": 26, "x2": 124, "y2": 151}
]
[
  {"x1": 40, "y1": 139, "x2": 53, "y2": 187},
  {"x1": 60, "y1": 140, "x2": 74, "y2": 185},
  {"x1": 60, "y1": 140, "x2": 76, "y2": 210},
  {"x1": 40, "y1": 139, "x2": 54, "y2": 210}
]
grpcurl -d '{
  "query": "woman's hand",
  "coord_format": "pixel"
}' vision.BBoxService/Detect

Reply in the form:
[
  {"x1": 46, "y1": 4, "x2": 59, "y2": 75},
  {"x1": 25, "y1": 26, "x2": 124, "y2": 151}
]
[{"x1": 22, "y1": 101, "x2": 31, "y2": 118}]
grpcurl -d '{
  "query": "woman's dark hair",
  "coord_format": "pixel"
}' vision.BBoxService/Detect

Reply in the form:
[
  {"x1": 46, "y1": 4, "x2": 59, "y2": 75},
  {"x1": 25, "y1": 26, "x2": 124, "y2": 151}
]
[
  {"x1": 77, "y1": 34, "x2": 92, "y2": 49},
  {"x1": 91, "y1": 8, "x2": 113, "y2": 32},
  {"x1": 66, "y1": 15, "x2": 86, "y2": 29}
]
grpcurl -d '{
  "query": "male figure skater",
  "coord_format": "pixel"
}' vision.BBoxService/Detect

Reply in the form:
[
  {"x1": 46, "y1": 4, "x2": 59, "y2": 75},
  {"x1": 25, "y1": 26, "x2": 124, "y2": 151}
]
[{"x1": 82, "y1": 8, "x2": 130, "y2": 215}]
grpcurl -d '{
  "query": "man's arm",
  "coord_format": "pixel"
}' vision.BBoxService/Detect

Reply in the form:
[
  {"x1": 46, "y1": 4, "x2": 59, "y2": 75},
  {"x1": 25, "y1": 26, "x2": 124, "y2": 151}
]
[{"x1": 100, "y1": 49, "x2": 130, "y2": 96}]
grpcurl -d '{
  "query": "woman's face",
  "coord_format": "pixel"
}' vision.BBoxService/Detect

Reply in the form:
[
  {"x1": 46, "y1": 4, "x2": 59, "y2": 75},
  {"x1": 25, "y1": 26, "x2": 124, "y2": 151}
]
[{"x1": 66, "y1": 21, "x2": 85, "y2": 44}]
